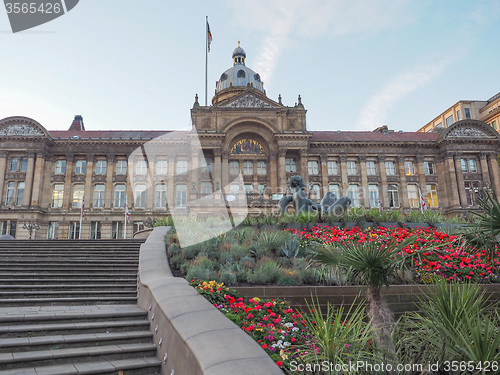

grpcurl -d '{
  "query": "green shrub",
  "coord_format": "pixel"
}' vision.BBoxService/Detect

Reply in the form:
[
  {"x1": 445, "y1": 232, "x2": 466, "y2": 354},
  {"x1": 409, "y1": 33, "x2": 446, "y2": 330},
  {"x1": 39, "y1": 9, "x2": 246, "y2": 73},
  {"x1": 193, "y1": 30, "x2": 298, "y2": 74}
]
[
  {"x1": 291, "y1": 257, "x2": 309, "y2": 271},
  {"x1": 247, "y1": 261, "x2": 282, "y2": 284},
  {"x1": 281, "y1": 237, "x2": 301, "y2": 258},
  {"x1": 277, "y1": 274, "x2": 298, "y2": 286},
  {"x1": 181, "y1": 244, "x2": 202, "y2": 260},
  {"x1": 169, "y1": 254, "x2": 184, "y2": 270},
  {"x1": 219, "y1": 251, "x2": 234, "y2": 265},
  {"x1": 276, "y1": 256, "x2": 293, "y2": 268},
  {"x1": 240, "y1": 216, "x2": 259, "y2": 226},
  {"x1": 240, "y1": 256, "x2": 256, "y2": 269},
  {"x1": 154, "y1": 216, "x2": 174, "y2": 227},
  {"x1": 186, "y1": 265, "x2": 216, "y2": 282},
  {"x1": 249, "y1": 242, "x2": 272, "y2": 259},
  {"x1": 167, "y1": 242, "x2": 180, "y2": 256},
  {"x1": 219, "y1": 271, "x2": 238, "y2": 286},
  {"x1": 298, "y1": 268, "x2": 318, "y2": 285},
  {"x1": 406, "y1": 210, "x2": 425, "y2": 223},
  {"x1": 230, "y1": 244, "x2": 248, "y2": 261}
]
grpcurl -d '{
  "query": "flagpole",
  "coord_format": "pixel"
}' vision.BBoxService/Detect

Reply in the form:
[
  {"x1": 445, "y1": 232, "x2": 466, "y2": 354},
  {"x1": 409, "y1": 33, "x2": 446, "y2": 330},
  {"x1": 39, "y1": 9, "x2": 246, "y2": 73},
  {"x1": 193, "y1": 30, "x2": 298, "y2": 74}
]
[
  {"x1": 79, "y1": 196, "x2": 83, "y2": 239},
  {"x1": 205, "y1": 16, "x2": 208, "y2": 106},
  {"x1": 124, "y1": 196, "x2": 127, "y2": 239}
]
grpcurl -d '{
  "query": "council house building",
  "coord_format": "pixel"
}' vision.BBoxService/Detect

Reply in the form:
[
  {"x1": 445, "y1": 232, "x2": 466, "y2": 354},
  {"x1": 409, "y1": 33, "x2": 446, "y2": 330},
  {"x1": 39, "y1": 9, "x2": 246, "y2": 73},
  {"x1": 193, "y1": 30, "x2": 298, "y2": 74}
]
[{"x1": 1, "y1": 44, "x2": 500, "y2": 239}]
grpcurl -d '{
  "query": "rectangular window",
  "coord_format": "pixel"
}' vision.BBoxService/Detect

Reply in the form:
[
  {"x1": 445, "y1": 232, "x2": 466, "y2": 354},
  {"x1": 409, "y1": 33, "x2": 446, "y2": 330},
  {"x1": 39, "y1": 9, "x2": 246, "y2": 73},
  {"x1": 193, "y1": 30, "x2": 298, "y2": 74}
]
[
  {"x1": 9, "y1": 221, "x2": 16, "y2": 238},
  {"x1": 72, "y1": 185, "x2": 84, "y2": 208},
  {"x1": 243, "y1": 161, "x2": 253, "y2": 175},
  {"x1": 469, "y1": 159, "x2": 477, "y2": 173},
  {"x1": 133, "y1": 221, "x2": 145, "y2": 233},
  {"x1": 424, "y1": 161, "x2": 434, "y2": 175},
  {"x1": 348, "y1": 185, "x2": 360, "y2": 207},
  {"x1": 200, "y1": 182, "x2": 213, "y2": 196},
  {"x1": 404, "y1": 161, "x2": 415, "y2": 176},
  {"x1": 229, "y1": 161, "x2": 239, "y2": 175},
  {"x1": 366, "y1": 161, "x2": 377, "y2": 175},
  {"x1": 47, "y1": 222, "x2": 59, "y2": 239},
  {"x1": 175, "y1": 184, "x2": 187, "y2": 208},
  {"x1": 9, "y1": 158, "x2": 18, "y2": 172},
  {"x1": 311, "y1": 184, "x2": 321, "y2": 197},
  {"x1": 52, "y1": 184, "x2": 64, "y2": 208},
  {"x1": 5, "y1": 182, "x2": 15, "y2": 206},
  {"x1": 388, "y1": 184, "x2": 399, "y2": 208},
  {"x1": 347, "y1": 161, "x2": 358, "y2": 175},
  {"x1": 155, "y1": 184, "x2": 167, "y2": 208},
  {"x1": 465, "y1": 108, "x2": 471, "y2": 119},
  {"x1": 308, "y1": 161, "x2": 319, "y2": 175},
  {"x1": 327, "y1": 161, "x2": 338, "y2": 175},
  {"x1": 134, "y1": 184, "x2": 146, "y2": 208},
  {"x1": 229, "y1": 184, "x2": 240, "y2": 194},
  {"x1": 54, "y1": 160, "x2": 66, "y2": 175},
  {"x1": 14, "y1": 182, "x2": 24, "y2": 206},
  {"x1": 116, "y1": 160, "x2": 127, "y2": 175},
  {"x1": 456, "y1": 110, "x2": 461, "y2": 121},
  {"x1": 93, "y1": 184, "x2": 105, "y2": 208},
  {"x1": 200, "y1": 158, "x2": 212, "y2": 173},
  {"x1": 68, "y1": 222, "x2": 80, "y2": 240},
  {"x1": 114, "y1": 184, "x2": 126, "y2": 208},
  {"x1": 95, "y1": 160, "x2": 107, "y2": 175},
  {"x1": 328, "y1": 184, "x2": 340, "y2": 201},
  {"x1": 258, "y1": 184, "x2": 265, "y2": 194},
  {"x1": 176, "y1": 160, "x2": 188, "y2": 175},
  {"x1": 75, "y1": 160, "x2": 86, "y2": 175},
  {"x1": 435, "y1": 122, "x2": 443, "y2": 129},
  {"x1": 244, "y1": 184, "x2": 254, "y2": 193},
  {"x1": 136, "y1": 160, "x2": 148, "y2": 175},
  {"x1": 112, "y1": 222, "x2": 123, "y2": 239},
  {"x1": 460, "y1": 158, "x2": 468, "y2": 173},
  {"x1": 446, "y1": 115, "x2": 454, "y2": 127},
  {"x1": 20, "y1": 158, "x2": 28, "y2": 172},
  {"x1": 385, "y1": 161, "x2": 396, "y2": 175},
  {"x1": 493, "y1": 121, "x2": 498, "y2": 130},
  {"x1": 0, "y1": 221, "x2": 7, "y2": 236},
  {"x1": 257, "y1": 161, "x2": 266, "y2": 175},
  {"x1": 407, "y1": 185, "x2": 419, "y2": 208},
  {"x1": 285, "y1": 158, "x2": 296, "y2": 173},
  {"x1": 426, "y1": 184, "x2": 438, "y2": 208},
  {"x1": 90, "y1": 221, "x2": 101, "y2": 240},
  {"x1": 156, "y1": 160, "x2": 168, "y2": 175},
  {"x1": 368, "y1": 185, "x2": 379, "y2": 208}
]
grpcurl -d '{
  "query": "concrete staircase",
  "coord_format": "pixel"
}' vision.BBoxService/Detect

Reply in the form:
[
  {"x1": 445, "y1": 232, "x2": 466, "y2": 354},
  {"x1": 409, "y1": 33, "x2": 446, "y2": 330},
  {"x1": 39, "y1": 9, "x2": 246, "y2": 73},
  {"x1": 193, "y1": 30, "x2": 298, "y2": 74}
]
[{"x1": 0, "y1": 240, "x2": 161, "y2": 375}]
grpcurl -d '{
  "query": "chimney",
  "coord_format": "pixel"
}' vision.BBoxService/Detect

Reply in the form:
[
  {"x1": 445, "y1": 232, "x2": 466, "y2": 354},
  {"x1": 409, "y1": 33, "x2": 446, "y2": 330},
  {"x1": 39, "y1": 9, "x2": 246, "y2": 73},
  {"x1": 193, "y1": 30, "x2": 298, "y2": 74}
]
[{"x1": 68, "y1": 115, "x2": 85, "y2": 131}]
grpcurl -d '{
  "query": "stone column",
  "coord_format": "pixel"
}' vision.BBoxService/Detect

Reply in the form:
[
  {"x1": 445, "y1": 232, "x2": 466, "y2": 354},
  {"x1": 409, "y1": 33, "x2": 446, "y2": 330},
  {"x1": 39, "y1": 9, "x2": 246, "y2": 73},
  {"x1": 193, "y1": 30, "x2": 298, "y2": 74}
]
[
  {"x1": 479, "y1": 153, "x2": 491, "y2": 187},
  {"x1": 416, "y1": 156, "x2": 427, "y2": 200},
  {"x1": 22, "y1": 152, "x2": 36, "y2": 207},
  {"x1": 0, "y1": 151, "x2": 8, "y2": 204},
  {"x1": 105, "y1": 154, "x2": 115, "y2": 208},
  {"x1": 101, "y1": 221, "x2": 112, "y2": 240},
  {"x1": 213, "y1": 149, "x2": 222, "y2": 198},
  {"x1": 31, "y1": 152, "x2": 46, "y2": 207},
  {"x1": 84, "y1": 154, "x2": 94, "y2": 208},
  {"x1": 167, "y1": 159, "x2": 175, "y2": 211},
  {"x1": 299, "y1": 149, "x2": 309, "y2": 190},
  {"x1": 278, "y1": 148, "x2": 287, "y2": 194},
  {"x1": 63, "y1": 155, "x2": 74, "y2": 209},
  {"x1": 189, "y1": 151, "x2": 200, "y2": 201},
  {"x1": 269, "y1": 151, "x2": 278, "y2": 194},
  {"x1": 339, "y1": 155, "x2": 348, "y2": 195},
  {"x1": 443, "y1": 153, "x2": 460, "y2": 209},
  {"x1": 377, "y1": 155, "x2": 389, "y2": 208},
  {"x1": 488, "y1": 153, "x2": 500, "y2": 194},
  {"x1": 359, "y1": 155, "x2": 369, "y2": 207},
  {"x1": 320, "y1": 154, "x2": 329, "y2": 198},
  {"x1": 221, "y1": 151, "x2": 229, "y2": 192},
  {"x1": 397, "y1": 156, "x2": 409, "y2": 208},
  {"x1": 453, "y1": 154, "x2": 467, "y2": 208}
]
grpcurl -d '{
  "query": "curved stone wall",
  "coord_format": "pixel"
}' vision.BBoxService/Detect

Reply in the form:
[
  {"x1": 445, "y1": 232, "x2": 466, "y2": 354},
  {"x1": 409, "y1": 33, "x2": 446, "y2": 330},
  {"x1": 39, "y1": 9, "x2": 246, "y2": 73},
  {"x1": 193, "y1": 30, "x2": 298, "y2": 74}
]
[{"x1": 137, "y1": 226, "x2": 283, "y2": 375}]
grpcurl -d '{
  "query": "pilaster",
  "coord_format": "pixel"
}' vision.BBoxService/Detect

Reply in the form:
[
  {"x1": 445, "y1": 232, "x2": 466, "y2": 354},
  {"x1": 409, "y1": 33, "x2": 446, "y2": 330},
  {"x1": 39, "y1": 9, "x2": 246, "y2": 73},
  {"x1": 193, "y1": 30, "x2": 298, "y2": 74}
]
[{"x1": 22, "y1": 152, "x2": 36, "y2": 207}]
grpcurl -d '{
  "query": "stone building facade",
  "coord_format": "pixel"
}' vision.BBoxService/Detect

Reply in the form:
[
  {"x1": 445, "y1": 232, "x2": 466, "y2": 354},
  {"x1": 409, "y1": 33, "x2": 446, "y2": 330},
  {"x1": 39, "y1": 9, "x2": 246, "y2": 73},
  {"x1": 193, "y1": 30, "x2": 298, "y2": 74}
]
[{"x1": 1, "y1": 45, "x2": 499, "y2": 239}]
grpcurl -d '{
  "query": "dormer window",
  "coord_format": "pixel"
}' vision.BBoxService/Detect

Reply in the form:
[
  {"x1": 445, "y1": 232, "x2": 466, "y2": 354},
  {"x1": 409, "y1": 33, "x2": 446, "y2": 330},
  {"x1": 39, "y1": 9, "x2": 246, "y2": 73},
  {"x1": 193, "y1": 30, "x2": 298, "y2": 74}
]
[{"x1": 237, "y1": 69, "x2": 246, "y2": 78}]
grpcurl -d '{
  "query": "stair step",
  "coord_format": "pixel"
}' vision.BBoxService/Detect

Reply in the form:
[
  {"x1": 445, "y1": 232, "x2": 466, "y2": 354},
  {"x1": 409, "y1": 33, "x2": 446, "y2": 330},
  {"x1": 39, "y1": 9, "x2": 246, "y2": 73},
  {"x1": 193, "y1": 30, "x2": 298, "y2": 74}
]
[
  {"x1": 0, "y1": 297, "x2": 138, "y2": 307},
  {"x1": 0, "y1": 342, "x2": 157, "y2": 369},
  {"x1": 0, "y1": 330, "x2": 154, "y2": 352},
  {"x1": 0, "y1": 357, "x2": 161, "y2": 375},
  {"x1": 0, "y1": 279, "x2": 137, "y2": 285},
  {"x1": 0, "y1": 285, "x2": 136, "y2": 290},
  {"x1": 0, "y1": 319, "x2": 150, "y2": 338}
]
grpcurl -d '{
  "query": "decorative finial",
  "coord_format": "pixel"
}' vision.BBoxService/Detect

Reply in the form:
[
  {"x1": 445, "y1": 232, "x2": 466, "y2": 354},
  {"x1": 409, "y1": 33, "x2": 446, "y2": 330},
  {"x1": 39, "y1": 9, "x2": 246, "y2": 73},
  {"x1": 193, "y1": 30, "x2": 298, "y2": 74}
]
[
  {"x1": 238, "y1": 41, "x2": 240, "y2": 47},
  {"x1": 297, "y1": 94, "x2": 304, "y2": 108},
  {"x1": 298, "y1": 95, "x2": 302, "y2": 104},
  {"x1": 193, "y1": 93, "x2": 200, "y2": 108},
  {"x1": 278, "y1": 94, "x2": 282, "y2": 105}
]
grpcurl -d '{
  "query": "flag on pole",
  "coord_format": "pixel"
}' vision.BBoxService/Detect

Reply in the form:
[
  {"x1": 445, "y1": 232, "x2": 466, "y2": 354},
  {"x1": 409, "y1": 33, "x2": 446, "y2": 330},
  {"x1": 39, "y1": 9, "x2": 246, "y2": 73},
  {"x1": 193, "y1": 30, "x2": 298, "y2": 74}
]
[
  {"x1": 419, "y1": 188, "x2": 427, "y2": 213},
  {"x1": 207, "y1": 19, "x2": 212, "y2": 52},
  {"x1": 81, "y1": 196, "x2": 85, "y2": 218},
  {"x1": 125, "y1": 202, "x2": 131, "y2": 224},
  {"x1": 378, "y1": 198, "x2": 382, "y2": 213}
]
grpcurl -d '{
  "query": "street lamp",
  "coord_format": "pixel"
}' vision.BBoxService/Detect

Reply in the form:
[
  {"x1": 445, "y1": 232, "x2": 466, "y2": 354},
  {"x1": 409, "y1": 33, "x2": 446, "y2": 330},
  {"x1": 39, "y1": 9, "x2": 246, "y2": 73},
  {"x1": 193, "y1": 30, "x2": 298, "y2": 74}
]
[{"x1": 23, "y1": 221, "x2": 40, "y2": 240}]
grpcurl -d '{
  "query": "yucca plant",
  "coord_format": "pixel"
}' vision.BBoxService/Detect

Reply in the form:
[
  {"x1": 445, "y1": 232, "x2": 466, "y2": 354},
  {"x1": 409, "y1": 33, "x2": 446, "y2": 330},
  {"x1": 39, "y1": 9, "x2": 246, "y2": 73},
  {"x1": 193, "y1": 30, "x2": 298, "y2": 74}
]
[{"x1": 294, "y1": 296, "x2": 375, "y2": 373}]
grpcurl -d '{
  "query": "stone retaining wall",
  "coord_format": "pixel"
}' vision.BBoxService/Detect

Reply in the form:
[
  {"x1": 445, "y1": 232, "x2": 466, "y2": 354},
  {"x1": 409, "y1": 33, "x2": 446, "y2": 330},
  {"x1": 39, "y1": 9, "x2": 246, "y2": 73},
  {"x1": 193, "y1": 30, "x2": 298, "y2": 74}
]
[{"x1": 137, "y1": 226, "x2": 283, "y2": 375}]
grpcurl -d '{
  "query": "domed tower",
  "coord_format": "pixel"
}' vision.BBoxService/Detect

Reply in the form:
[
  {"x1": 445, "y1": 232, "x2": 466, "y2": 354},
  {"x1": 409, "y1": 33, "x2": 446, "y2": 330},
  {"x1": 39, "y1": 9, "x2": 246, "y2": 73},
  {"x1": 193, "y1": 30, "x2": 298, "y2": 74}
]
[{"x1": 212, "y1": 42, "x2": 265, "y2": 105}]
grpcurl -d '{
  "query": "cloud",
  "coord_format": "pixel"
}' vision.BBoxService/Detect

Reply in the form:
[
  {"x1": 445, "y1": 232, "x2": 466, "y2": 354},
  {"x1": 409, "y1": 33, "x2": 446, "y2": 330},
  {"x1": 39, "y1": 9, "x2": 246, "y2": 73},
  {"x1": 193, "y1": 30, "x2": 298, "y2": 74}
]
[
  {"x1": 357, "y1": 54, "x2": 461, "y2": 131},
  {"x1": 230, "y1": 0, "x2": 417, "y2": 85}
]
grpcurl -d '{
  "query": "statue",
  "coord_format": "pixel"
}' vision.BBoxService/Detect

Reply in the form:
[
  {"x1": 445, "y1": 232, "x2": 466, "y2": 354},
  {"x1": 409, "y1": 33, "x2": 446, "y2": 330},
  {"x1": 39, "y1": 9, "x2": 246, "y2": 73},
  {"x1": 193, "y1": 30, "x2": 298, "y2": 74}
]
[{"x1": 279, "y1": 175, "x2": 351, "y2": 215}]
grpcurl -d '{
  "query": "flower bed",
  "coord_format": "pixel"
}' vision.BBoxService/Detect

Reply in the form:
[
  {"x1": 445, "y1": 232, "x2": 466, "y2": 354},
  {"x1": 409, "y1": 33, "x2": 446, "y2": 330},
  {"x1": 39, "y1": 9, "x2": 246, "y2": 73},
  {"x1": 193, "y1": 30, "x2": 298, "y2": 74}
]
[{"x1": 289, "y1": 225, "x2": 500, "y2": 283}]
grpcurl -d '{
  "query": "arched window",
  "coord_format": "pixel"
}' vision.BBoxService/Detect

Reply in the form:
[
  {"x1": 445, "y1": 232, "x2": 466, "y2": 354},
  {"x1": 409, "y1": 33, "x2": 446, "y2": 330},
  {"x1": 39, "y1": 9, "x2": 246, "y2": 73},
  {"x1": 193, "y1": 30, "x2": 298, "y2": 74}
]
[{"x1": 230, "y1": 139, "x2": 264, "y2": 155}]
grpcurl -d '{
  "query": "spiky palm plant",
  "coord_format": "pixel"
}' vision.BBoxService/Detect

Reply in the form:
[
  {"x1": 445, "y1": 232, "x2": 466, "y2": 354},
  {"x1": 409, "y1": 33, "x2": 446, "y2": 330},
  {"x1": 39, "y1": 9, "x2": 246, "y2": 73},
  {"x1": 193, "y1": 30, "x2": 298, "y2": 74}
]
[{"x1": 308, "y1": 235, "x2": 435, "y2": 365}]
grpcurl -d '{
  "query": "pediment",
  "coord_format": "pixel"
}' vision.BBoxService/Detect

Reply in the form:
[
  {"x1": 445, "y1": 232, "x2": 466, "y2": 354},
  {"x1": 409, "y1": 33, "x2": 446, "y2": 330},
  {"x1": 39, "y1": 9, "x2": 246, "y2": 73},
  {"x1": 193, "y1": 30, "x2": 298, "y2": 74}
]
[
  {"x1": 0, "y1": 116, "x2": 51, "y2": 139},
  {"x1": 440, "y1": 120, "x2": 500, "y2": 142},
  {"x1": 221, "y1": 93, "x2": 282, "y2": 109}
]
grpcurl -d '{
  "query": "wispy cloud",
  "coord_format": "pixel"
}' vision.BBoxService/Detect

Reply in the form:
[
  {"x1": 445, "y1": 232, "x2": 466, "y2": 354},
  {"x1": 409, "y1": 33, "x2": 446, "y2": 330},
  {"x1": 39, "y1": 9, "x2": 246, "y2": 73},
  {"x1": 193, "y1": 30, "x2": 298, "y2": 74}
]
[
  {"x1": 230, "y1": 0, "x2": 417, "y2": 86},
  {"x1": 357, "y1": 53, "x2": 464, "y2": 130}
]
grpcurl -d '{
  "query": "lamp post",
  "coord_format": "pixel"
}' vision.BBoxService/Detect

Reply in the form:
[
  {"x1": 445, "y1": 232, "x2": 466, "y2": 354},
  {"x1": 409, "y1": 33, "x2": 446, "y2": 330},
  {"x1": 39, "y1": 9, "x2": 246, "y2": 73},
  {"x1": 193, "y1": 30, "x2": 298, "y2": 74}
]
[{"x1": 23, "y1": 221, "x2": 40, "y2": 240}]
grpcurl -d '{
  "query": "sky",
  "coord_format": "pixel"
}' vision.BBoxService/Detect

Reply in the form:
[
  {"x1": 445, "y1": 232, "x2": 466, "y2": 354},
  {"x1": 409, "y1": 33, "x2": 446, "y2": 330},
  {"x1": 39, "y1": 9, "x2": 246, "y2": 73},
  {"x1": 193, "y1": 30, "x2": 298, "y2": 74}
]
[{"x1": 0, "y1": 0, "x2": 499, "y2": 133}]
